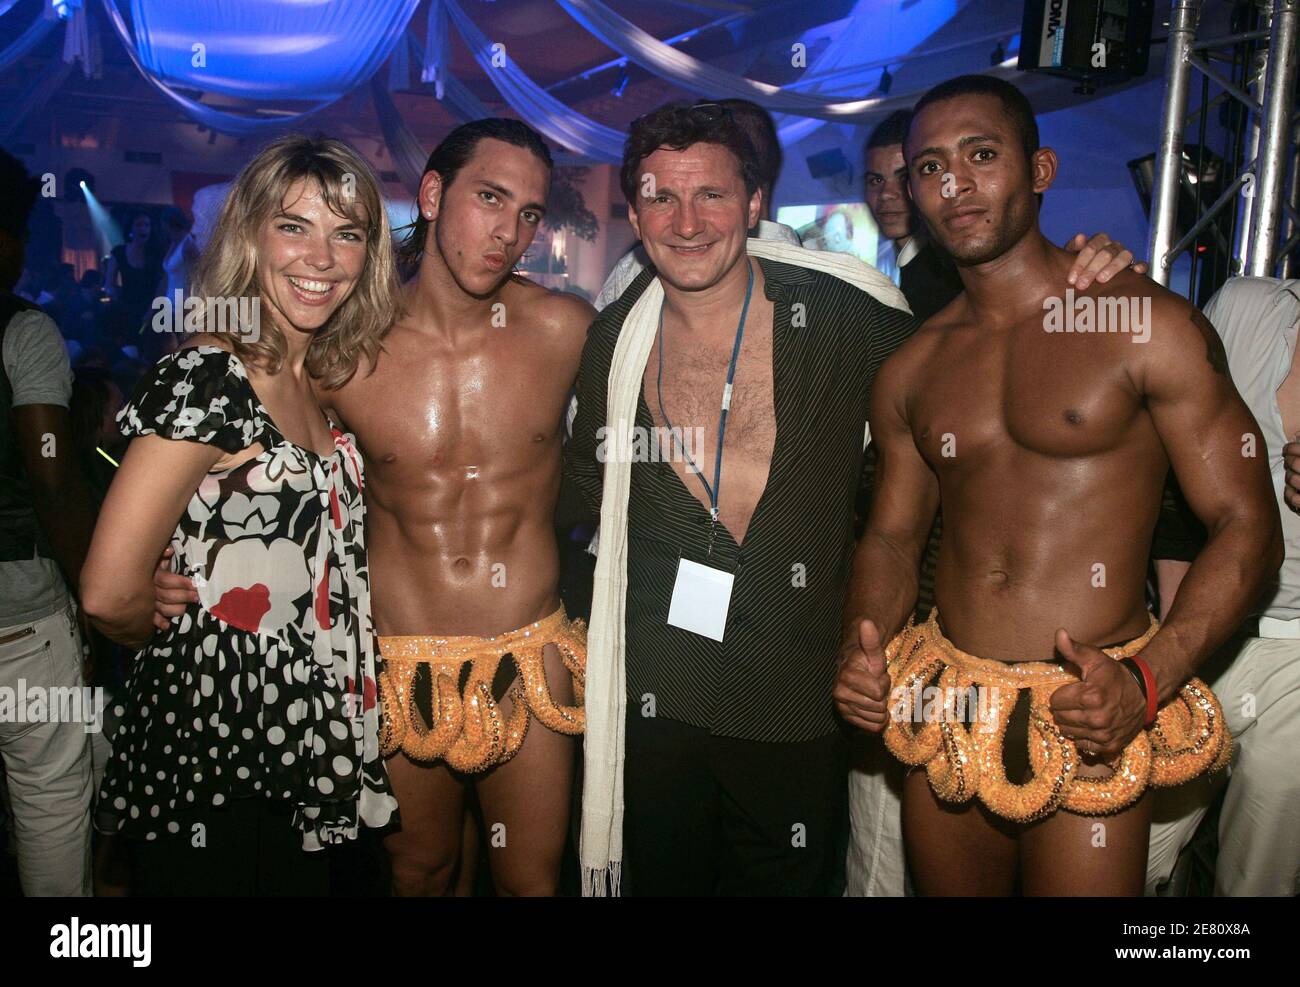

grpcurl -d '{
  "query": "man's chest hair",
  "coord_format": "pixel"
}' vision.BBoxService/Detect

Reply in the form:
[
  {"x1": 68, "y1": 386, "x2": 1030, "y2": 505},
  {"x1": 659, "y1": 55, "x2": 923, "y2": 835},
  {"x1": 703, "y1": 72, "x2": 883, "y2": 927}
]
[{"x1": 650, "y1": 339, "x2": 775, "y2": 448}]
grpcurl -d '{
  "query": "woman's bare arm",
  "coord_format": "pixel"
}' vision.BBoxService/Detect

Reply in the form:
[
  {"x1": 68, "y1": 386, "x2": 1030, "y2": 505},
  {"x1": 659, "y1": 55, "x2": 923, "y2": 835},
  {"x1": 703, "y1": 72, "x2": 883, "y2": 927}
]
[{"x1": 80, "y1": 435, "x2": 223, "y2": 648}]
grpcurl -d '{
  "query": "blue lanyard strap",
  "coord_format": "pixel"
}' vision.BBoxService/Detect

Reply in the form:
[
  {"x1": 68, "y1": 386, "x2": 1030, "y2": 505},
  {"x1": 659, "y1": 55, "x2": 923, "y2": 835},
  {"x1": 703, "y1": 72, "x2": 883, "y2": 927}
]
[{"x1": 656, "y1": 259, "x2": 755, "y2": 531}]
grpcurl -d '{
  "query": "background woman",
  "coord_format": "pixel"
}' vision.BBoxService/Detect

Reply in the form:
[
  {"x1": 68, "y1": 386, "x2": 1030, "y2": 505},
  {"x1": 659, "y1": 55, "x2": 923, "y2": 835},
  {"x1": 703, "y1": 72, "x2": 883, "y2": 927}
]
[{"x1": 105, "y1": 213, "x2": 162, "y2": 334}]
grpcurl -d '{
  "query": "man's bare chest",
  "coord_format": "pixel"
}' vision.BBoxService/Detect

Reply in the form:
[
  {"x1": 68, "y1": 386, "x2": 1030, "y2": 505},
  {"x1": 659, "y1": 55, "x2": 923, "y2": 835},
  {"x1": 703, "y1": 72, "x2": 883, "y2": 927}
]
[
  {"x1": 332, "y1": 331, "x2": 570, "y2": 468},
  {"x1": 643, "y1": 324, "x2": 776, "y2": 460},
  {"x1": 912, "y1": 331, "x2": 1145, "y2": 467}
]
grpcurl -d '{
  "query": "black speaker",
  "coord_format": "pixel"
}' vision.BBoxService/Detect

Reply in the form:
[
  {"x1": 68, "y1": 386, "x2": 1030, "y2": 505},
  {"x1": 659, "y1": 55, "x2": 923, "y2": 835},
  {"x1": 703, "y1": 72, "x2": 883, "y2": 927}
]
[
  {"x1": 1018, "y1": 0, "x2": 1154, "y2": 92},
  {"x1": 1128, "y1": 147, "x2": 1227, "y2": 246}
]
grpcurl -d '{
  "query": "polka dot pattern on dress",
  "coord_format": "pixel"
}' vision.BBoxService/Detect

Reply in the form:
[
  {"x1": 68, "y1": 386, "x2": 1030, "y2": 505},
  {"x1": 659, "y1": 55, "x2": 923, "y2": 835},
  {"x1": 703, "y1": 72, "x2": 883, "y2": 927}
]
[{"x1": 96, "y1": 347, "x2": 398, "y2": 848}]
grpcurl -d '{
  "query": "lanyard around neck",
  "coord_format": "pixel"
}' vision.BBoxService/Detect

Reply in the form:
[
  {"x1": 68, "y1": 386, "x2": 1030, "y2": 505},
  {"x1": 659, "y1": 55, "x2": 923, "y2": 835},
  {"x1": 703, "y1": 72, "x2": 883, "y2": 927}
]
[{"x1": 655, "y1": 259, "x2": 755, "y2": 550}]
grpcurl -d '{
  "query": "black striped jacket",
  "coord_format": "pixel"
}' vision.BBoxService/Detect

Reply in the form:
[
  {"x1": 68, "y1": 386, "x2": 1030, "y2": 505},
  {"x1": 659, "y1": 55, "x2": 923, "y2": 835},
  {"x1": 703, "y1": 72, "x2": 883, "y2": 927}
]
[{"x1": 565, "y1": 256, "x2": 918, "y2": 742}]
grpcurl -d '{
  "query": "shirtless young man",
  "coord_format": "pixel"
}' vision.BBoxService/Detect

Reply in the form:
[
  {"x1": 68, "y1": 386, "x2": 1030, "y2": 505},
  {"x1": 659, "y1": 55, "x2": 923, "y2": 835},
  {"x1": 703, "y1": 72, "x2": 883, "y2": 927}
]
[
  {"x1": 348, "y1": 121, "x2": 594, "y2": 896},
  {"x1": 832, "y1": 76, "x2": 1283, "y2": 895},
  {"x1": 157, "y1": 120, "x2": 594, "y2": 896}
]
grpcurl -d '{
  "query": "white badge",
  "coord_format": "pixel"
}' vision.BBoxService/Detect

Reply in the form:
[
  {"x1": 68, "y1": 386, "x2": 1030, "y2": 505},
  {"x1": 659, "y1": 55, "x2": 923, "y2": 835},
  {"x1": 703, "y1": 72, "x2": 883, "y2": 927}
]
[{"x1": 667, "y1": 558, "x2": 735, "y2": 642}]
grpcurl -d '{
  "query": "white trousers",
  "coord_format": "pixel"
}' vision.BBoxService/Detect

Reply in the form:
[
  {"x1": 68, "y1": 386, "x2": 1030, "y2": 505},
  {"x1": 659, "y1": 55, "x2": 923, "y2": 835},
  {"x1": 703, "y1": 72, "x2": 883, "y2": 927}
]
[
  {"x1": 844, "y1": 734, "x2": 906, "y2": 896},
  {"x1": 0, "y1": 603, "x2": 93, "y2": 896},
  {"x1": 1147, "y1": 633, "x2": 1300, "y2": 896}
]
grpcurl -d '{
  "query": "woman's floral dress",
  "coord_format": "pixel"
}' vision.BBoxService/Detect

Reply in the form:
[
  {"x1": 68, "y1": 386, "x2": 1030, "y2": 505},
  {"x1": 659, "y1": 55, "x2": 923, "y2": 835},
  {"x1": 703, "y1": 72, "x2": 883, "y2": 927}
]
[{"x1": 97, "y1": 346, "x2": 398, "y2": 849}]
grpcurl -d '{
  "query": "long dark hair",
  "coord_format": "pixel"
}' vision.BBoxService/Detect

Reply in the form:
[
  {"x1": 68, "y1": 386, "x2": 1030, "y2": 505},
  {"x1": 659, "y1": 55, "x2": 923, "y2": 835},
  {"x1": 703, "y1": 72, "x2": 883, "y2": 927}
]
[{"x1": 396, "y1": 118, "x2": 553, "y2": 275}]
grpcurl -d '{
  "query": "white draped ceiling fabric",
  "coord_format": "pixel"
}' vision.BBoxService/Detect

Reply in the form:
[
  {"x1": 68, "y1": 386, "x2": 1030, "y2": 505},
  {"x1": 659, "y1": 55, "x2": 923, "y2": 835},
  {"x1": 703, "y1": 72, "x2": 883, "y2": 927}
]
[
  {"x1": 1, "y1": 1, "x2": 98, "y2": 137},
  {"x1": 420, "y1": 0, "x2": 451, "y2": 99},
  {"x1": 126, "y1": 0, "x2": 418, "y2": 100},
  {"x1": 439, "y1": 0, "x2": 977, "y2": 160},
  {"x1": 98, "y1": 0, "x2": 420, "y2": 136},
  {"x1": 0, "y1": 1, "x2": 60, "y2": 75},
  {"x1": 768, "y1": 0, "x2": 972, "y2": 144},
  {"x1": 443, "y1": 0, "x2": 624, "y2": 162},
  {"x1": 0, "y1": 0, "x2": 1018, "y2": 157},
  {"x1": 410, "y1": 30, "x2": 492, "y2": 122},
  {"x1": 556, "y1": 0, "x2": 945, "y2": 122},
  {"x1": 374, "y1": 29, "x2": 498, "y2": 197}
]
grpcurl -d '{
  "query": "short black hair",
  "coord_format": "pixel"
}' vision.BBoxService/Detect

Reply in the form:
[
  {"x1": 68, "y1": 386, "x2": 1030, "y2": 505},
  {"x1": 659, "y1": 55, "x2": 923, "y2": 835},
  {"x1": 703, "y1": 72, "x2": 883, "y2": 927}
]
[
  {"x1": 909, "y1": 75, "x2": 1039, "y2": 163},
  {"x1": 718, "y1": 98, "x2": 782, "y2": 192},
  {"x1": 0, "y1": 147, "x2": 40, "y2": 242},
  {"x1": 620, "y1": 101, "x2": 762, "y2": 207},
  {"x1": 397, "y1": 118, "x2": 553, "y2": 273},
  {"x1": 865, "y1": 110, "x2": 912, "y2": 153}
]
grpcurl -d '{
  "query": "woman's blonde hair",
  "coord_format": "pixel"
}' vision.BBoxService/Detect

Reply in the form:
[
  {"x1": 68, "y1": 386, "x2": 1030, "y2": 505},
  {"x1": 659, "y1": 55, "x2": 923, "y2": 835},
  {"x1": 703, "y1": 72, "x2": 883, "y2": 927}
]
[{"x1": 189, "y1": 134, "x2": 398, "y2": 389}]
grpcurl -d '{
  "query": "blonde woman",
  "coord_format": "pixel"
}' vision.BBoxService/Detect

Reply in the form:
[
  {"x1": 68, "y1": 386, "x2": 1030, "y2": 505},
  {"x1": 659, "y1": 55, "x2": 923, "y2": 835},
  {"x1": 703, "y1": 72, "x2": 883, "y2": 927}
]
[{"x1": 81, "y1": 136, "x2": 400, "y2": 895}]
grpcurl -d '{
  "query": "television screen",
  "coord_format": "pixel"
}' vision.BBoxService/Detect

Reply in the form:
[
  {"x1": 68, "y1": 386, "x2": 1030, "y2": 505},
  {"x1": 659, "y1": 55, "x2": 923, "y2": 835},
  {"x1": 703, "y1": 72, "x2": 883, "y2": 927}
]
[{"x1": 776, "y1": 202, "x2": 882, "y2": 268}]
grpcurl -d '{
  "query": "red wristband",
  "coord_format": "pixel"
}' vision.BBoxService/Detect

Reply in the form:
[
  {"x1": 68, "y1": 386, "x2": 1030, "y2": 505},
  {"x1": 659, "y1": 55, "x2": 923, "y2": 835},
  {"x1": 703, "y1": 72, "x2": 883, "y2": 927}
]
[{"x1": 1130, "y1": 655, "x2": 1158, "y2": 727}]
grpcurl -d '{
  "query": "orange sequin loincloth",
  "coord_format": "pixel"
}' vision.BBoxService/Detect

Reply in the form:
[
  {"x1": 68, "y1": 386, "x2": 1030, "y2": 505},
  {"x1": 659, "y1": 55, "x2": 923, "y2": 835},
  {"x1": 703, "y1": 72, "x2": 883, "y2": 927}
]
[
  {"x1": 377, "y1": 607, "x2": 586, "y2": 774},
  {"x1": 882, "y1": 611, "x2": 1232, "y2": 822}
]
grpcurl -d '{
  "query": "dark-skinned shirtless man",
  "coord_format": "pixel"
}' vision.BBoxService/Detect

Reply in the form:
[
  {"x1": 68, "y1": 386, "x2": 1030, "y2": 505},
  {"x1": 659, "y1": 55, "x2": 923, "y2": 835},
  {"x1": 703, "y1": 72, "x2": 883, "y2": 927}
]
[
  {"x1": 832, "y1": 76, "x2": 1282, "y2": 896},
  {"x1": 156, "y1": 120, "x2": 594, "y2": 896}
]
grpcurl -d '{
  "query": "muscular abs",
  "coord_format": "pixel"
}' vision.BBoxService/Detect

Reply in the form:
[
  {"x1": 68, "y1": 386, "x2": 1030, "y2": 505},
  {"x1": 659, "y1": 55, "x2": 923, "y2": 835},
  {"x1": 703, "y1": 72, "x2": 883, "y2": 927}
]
[
  {"x1": 329, "y1": 294, "x2": 578, "y2": 638},
  {"x1": 911, "y1": 304, "x2": 1166, "y2": 660}
]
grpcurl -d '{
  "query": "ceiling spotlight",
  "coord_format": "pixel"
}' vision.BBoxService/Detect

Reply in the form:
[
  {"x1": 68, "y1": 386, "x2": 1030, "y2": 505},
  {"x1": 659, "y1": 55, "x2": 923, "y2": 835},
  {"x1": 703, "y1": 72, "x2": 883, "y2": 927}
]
[
  {"x1": 879, "y1": 66, "x2": 892, "y2": 96},
  {"x1": 611, "y1": 68, "x2": 629, "y2": 98},
  {"x1": 65, "y1": 167, "x2": 95, "y2": 203}
]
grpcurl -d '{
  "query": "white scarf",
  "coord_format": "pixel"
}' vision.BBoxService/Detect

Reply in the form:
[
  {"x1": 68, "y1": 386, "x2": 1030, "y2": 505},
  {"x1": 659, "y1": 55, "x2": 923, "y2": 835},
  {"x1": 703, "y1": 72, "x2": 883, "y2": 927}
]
[{"x1": 579, "y1": 238, "x2": 912, "y2": 896}]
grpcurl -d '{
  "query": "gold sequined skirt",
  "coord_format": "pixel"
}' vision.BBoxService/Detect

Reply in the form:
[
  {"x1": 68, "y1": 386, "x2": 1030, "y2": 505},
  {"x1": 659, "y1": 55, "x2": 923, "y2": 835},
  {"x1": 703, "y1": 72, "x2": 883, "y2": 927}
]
[
  {"x1": 377, "y1": 607, "x2": 586, "y2": 774},
  {"x1": 882, "y1": 610, "x2": 1232, "y2": 822}
]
